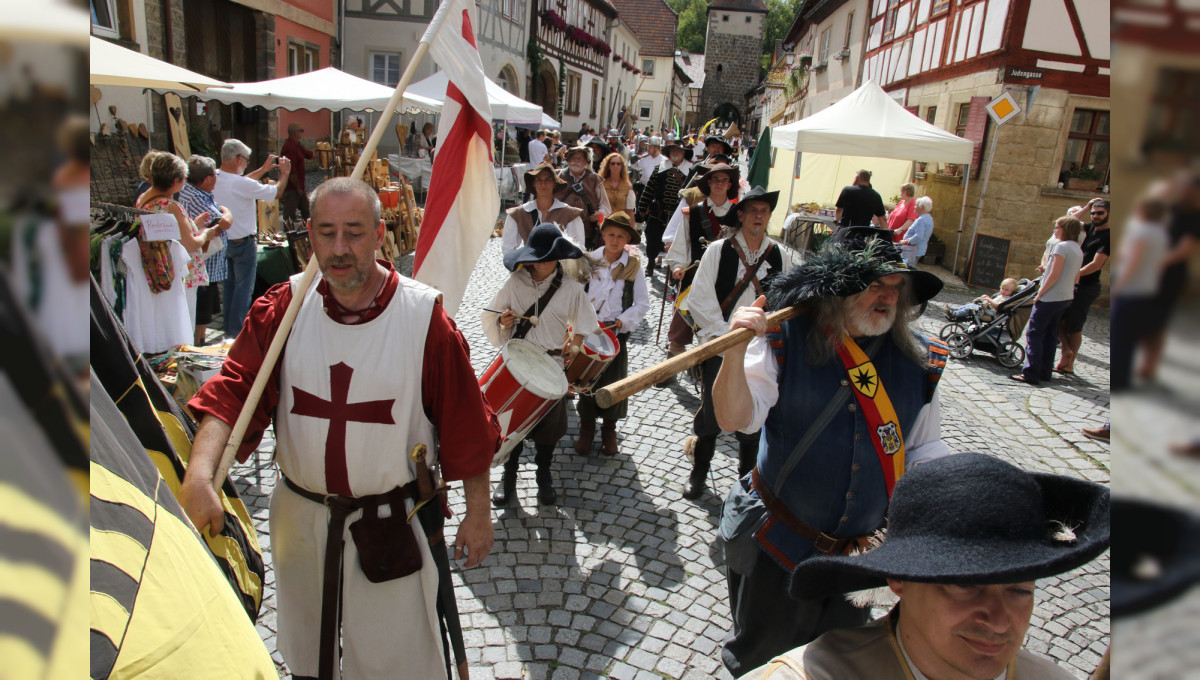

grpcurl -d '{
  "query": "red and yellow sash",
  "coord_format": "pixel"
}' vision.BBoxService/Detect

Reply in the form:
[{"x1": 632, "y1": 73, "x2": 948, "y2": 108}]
[{"x1": 834, "y1": 333, "x2": 906, "y2": 497}]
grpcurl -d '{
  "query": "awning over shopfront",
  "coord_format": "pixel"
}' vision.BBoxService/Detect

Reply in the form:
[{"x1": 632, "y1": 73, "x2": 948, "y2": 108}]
[{"x1": 90, "y1": 36, "x2": 231, "y2": 92}]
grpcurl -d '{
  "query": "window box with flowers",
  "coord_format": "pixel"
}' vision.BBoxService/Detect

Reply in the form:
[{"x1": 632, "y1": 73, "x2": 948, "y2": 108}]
[{"x1": 1062, "y1": 163, "x2": 1106, "y2": 191}]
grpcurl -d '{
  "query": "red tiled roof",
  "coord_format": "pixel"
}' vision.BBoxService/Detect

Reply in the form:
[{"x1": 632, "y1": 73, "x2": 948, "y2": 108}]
[{"x1": 609, "y1": 0, "x2": 678, "y2": 57}]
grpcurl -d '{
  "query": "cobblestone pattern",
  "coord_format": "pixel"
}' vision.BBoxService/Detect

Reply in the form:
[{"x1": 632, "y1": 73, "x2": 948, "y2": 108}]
[{"x1": 225, "y1": 238, "x2": 1111, "y2": 679}]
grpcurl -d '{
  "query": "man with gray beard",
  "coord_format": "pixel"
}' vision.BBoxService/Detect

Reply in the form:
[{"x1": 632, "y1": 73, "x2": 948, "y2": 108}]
[{"x1": 711, "y1": 227, "x2": 951, "y2": 676}]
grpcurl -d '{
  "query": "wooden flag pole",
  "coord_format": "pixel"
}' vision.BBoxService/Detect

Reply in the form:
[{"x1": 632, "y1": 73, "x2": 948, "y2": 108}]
[
  {"x1": 211, "y1": 41, "x2": 434, "y2": 493},
  {"x1": 595, "y1": 305, "x2": 802, "y2": 409}
]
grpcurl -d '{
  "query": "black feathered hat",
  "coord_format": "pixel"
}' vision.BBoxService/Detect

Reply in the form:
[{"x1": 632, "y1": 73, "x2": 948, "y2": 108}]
[
  {"x1": 766, "y1": 226, "x2": 943, "y2": 308},
  {"x1": 503, "y1": 223, "x2": 584, "y2": 271},
  {"x1": 704, "y1": 135, "x2": 734, "y2": 156},
  {"x1": 789, "y1": 453, "x2": 1111, "y2": 600},
  {"x1": 1110, "y1": 497, "x2": 1200, "y2": 618}
]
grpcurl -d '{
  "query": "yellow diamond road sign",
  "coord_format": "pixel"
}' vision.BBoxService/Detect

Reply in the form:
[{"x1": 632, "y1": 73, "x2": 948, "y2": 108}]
[{"x1": 986, "y1": 91, "x2": 1022, "y2": 126}]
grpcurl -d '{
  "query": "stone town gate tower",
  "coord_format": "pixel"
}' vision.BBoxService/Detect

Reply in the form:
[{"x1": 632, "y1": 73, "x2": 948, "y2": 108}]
[{"x1": 699, "y1": 0, "x2": 767, "y2": 129}]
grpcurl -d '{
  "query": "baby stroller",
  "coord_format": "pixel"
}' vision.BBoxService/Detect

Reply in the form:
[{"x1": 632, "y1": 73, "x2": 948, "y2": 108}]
[{"x1": 939, "y1": 277, "x2": 1040, "y2": 368}]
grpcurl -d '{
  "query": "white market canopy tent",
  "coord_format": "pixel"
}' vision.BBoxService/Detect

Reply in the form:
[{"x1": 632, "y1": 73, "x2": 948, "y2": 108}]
[
  {"x1": 766, "y1": 81, "x2": 976, "y2": 255},
  {"x1": 90, "y1": 35, "x2": 230, "y2": 92},
  {"x1": 406, "y1": 70, "x2": 542, "y2": 124},
  {"x1": 772, "y1": 80, "x2": 974, "y2": 162},
  {"x1": 176, "y1": 67, "x2": 441, "y2": 113}
]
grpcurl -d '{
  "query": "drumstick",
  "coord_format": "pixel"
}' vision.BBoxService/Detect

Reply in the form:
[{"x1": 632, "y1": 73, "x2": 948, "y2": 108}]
[
  {"x1": 482, "y1": 308, "x2": 539, "y2": 324},
  {"x1": 595, "y1": 306, "x2": 803, "y2": 409}
]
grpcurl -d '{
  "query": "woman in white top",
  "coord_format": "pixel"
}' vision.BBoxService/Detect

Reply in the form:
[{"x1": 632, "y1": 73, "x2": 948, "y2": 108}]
[{"x1": 1012, "y1": 215, "x2": 1084, "y2": 386}]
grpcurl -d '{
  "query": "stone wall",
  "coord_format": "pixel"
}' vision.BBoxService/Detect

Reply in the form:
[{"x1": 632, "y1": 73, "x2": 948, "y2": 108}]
[
  {"x1": 908, "y1": 72, "x2": 1110, "y2": 302},
  {"x1": 700, "y1": 31, "x2": 761, "y2": 124}
]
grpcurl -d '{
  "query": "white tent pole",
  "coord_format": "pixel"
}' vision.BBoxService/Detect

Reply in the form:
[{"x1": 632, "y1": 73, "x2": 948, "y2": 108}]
[
  {"x1": 951, "y1": 164, "x2": 971, "y2": 277},
  {"x1": 784, "y1": 150, "x2": 801, "y2": 220}
]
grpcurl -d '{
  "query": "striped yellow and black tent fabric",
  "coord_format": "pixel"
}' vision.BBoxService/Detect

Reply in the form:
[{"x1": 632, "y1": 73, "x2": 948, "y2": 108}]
[
  {"x1": 0, "y1": 264, "x2": 89, "y2": 677},
  {"x1": 91, "y1": 372, "x2": 278, "y2": 678},
  {"x1": 0, "y1": 375, "x2": 88, "y2": 679},
  {"x1": 90, "y1": 279, "x2": 265, "y2": 619}
]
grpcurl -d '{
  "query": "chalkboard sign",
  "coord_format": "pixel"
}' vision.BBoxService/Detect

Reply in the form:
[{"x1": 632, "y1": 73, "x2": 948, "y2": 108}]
[{"x1": 967, "y1": 234, "x2": 1010, "y2": 290}]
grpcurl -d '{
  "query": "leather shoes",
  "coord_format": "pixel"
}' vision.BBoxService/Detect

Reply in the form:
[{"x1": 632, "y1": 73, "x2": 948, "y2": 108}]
[
  {"x1": 575, "y1": 420, "x2": 596, "y2": 455},
  {"x1": 681, "y1": 477, "x2": 705, "y2": 500},
  {"x1": 491, "y1": 475, "x2": 516, "y2": 507}
]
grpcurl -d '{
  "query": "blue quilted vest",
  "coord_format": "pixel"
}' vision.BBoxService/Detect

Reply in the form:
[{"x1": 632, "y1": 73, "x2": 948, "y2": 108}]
[{"x1": 726, "y1": 314, "x2": 946, "y2": 572}]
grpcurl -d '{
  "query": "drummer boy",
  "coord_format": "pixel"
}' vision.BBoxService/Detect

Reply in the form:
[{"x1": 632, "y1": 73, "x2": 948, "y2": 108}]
[
  {"x1": 575, "y1": 213, "x2": 650, "y2": 457},
  {"x1": 483, "y1": 223, "x2": 598, "y2": 508}
]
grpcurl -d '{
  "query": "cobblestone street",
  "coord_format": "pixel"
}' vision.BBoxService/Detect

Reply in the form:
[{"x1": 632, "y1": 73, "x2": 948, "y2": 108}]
[{"x1": 226, "y1": 235, "x2": 1111, "y2": 679}]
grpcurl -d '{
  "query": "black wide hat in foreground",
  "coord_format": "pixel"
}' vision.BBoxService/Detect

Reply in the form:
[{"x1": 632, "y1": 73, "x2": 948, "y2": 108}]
[
  {"x1": 503, "y1": 223, "x2": 584, "y2": 272},
  {"x1": 788, "y1": 453, "x2": 1111, "y2": 600},
  {"x1": 1110, "y1": 497, "x2": 1200, "y2": 618},
  {"x1": 767, "y1": 226, "x2": 943, "y2": 307},
  {"x1": 734, "y1": 186, "x2": 779, "y2": 213}
]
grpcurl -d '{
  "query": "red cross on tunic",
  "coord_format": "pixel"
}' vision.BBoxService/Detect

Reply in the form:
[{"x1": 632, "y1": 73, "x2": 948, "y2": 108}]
[{"x1": 290, "y1": 362, "x2": 395, "y2": 496}]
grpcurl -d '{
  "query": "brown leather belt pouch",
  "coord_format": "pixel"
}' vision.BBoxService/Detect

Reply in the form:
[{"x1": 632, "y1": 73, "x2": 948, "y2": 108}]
[{"x1": 348, "y1": 488, "x2": 422, "y2": 583}]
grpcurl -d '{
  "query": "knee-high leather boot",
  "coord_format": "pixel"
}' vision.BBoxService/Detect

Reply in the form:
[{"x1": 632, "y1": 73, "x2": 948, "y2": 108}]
[
  {"x1": 682, "y1": 435, "x2": 717, "y2": 500},
  {"x1": 534, "y1": 443, "x2": 557, "y2": 505},
  {"x1": 735, "y1": 431, "x2": 760, "y2": 479},
  {"x1": 491, "y1": 443, "x2": 521, "y2": 507}
]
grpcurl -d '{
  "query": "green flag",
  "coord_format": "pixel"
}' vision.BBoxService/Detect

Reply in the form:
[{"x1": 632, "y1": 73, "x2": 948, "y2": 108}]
[{"x1": 747, "y1": 125, "x2": 772, "y2": 190}]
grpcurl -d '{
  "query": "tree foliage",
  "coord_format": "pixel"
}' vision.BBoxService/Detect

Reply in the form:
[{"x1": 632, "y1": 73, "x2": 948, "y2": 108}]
[
  {"x1": 760, "y1": 0, "x2": 804, "y2": 76},
  {"x1": 669, "y1": 0, "x2": 708, "y2": 54}
]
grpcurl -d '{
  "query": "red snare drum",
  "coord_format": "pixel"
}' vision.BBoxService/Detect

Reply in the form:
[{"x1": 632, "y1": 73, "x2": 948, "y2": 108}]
[
  {"x1": 564, "y1": 326, "x2": 620, "y2": 395},
  {"x1": 479, "y1": 339, "x2": 569, "y2": 466}
]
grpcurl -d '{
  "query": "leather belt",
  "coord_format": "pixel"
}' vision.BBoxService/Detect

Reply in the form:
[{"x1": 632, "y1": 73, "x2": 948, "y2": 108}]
[
  {"x1": 751, "y1": 466, "x2": 861, "y2": 557},
  {"x1": 229, "y1": 234, "x2": 255, "y2": 243},
  {"x1": 283, "y1": 476, "x2": 415, "y2": 680}
]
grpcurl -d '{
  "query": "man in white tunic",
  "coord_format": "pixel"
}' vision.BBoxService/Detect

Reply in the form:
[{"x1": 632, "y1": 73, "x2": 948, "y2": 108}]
[{"x1": 182, "y1": 178, "x2": 499, "y2": 680}]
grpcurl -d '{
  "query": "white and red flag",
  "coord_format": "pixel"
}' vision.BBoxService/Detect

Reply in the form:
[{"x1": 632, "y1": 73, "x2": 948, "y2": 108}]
[{"x1": 411, "y1": 0, "x2": 499, "y2": 318}]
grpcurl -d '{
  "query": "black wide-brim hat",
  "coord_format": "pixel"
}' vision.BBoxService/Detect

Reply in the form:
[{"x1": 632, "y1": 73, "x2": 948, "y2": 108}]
[
  {"x1": 662, "y1": 142, "x2": 694, "y2": 161},
  {"x1": 503, "y1": 223, "x2": 584, "y2": 271},
  {"x1": 1110, "y1": 497, "x2": 1200, "y2": 618},
  {"x1": 695, "y1": 162, "x2": 741, "y2": 196},
  {"x1": 584, "y1": 140, "x2": 610, "y2": 159},
  {"x1": 599, "y1": 211, "x2": 640, "y2": 245},
  {"x1": 705, "y1": 135, "x2": 734, "y2": 155},
  {"x1": 788, "y1": 453, "x2": 1111, "y2": 600},
  {"x1": 734, "y1": 185, "x2": 778, "y2": 213},
  {"x1": 523, "y1": 162, "x2": 566, "y2": 195},
  {"x1": 767, "y1": 226, "x2": 943, "y2": 306}
]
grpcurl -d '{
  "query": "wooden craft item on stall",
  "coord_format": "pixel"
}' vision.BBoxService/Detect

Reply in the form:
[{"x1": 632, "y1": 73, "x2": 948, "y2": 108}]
[
  {"x1": 257, "y1": 195, "x2": 280, "y2": 236},
  {"x1": 315, "y1": 141, "x2": 333, "y2": 170},
  {"x1": 163, "y1": 92, "x2": 190, "y2": 158}
]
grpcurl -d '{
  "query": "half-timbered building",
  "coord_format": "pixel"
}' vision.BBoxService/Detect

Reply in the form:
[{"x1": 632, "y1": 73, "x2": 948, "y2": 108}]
[
  {"x1": 528, "y1": 0, "x2": 618, "y2": 136},
  {"x1": 861, "y1": 0, "x2": 1110, "y2": 281}
]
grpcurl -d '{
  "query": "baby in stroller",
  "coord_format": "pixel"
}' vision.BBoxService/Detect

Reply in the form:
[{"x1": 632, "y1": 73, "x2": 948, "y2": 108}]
[
  {"x1": 941, "y1": 277, "x2": 1040, "y2": 367},
  {"x1": 945, "y1": 277, "x2": 1018, "y2": 323}
]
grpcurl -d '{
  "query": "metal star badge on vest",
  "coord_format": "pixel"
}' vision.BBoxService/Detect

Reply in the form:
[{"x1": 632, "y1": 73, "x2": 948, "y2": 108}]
[{"x1": 849, "y1": 362, "x2": 878, "y2": 398}]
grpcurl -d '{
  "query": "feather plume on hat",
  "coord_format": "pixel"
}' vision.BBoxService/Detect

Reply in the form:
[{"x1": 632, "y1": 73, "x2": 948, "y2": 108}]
[{"x1": 767, "y1": 237, "x2": 943, "y2": 309}]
